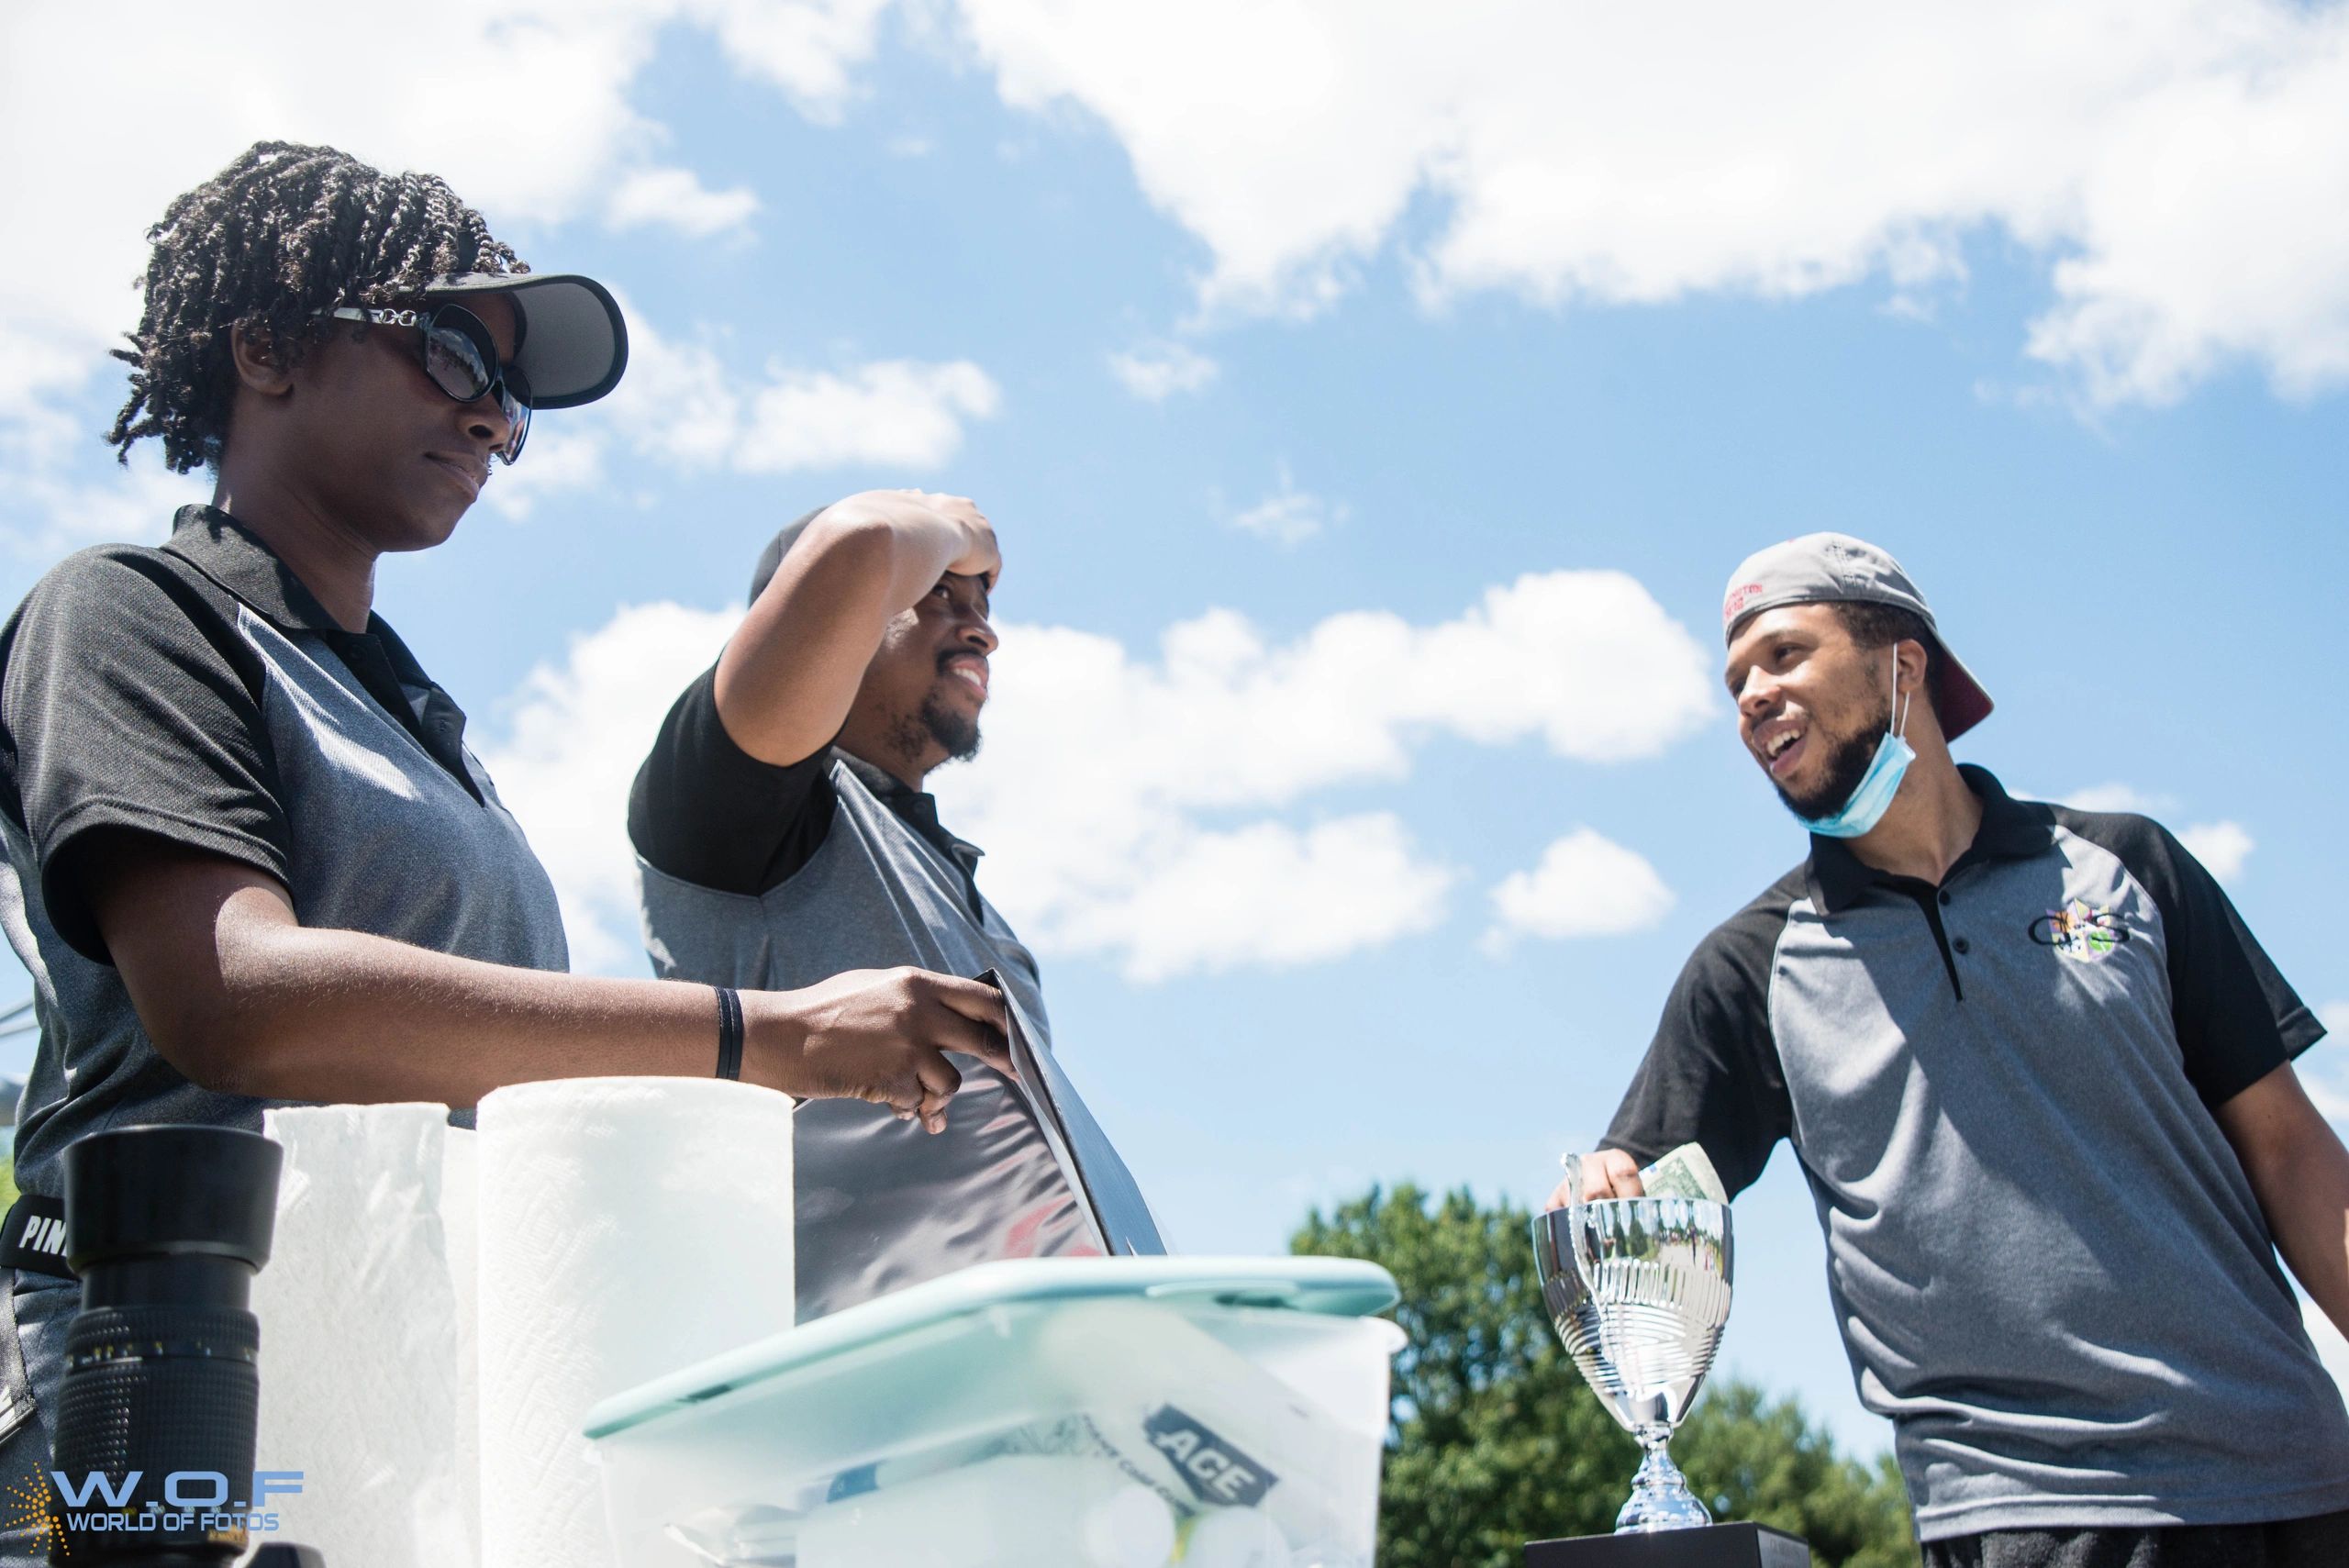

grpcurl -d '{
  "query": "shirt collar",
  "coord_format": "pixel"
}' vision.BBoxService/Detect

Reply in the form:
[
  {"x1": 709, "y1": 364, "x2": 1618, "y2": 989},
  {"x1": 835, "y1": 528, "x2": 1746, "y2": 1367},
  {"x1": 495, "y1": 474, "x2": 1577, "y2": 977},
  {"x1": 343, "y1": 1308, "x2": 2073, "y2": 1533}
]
[
  {"x1": 161, "y1": 505, "x2": 478, "y2": 798},
  {"x1": 1808, "y1": 764, "x2": 2053, "y2": 914},
  {"x1": 833, "y1": 749, "x2": 986, "y2": 868},
  {"x1": 162, "y1": 506, "x2": 351, "y2": 635}
]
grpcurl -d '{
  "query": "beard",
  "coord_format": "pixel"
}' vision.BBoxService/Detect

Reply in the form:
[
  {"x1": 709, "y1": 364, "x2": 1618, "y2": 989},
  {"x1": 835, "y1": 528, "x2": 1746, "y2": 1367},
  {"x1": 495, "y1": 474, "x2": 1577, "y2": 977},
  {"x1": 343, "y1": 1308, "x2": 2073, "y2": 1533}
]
[
  {"x1": 919, "y1": 687, "x2": 982, "y2": 765},
  {"x1": 885, "y1": 683, "x2": 982, "y2": 773},
  {"x1": 1773, "y1": 695, "x2": 1889, "y2": 821}
]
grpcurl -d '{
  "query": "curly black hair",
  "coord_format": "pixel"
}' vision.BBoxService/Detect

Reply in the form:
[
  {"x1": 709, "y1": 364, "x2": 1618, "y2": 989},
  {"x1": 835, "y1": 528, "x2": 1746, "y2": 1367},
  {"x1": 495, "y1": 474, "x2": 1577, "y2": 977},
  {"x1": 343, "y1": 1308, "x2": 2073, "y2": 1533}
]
[{"x1": 106, "y1": 140, "x2": 527, "y2": 473}]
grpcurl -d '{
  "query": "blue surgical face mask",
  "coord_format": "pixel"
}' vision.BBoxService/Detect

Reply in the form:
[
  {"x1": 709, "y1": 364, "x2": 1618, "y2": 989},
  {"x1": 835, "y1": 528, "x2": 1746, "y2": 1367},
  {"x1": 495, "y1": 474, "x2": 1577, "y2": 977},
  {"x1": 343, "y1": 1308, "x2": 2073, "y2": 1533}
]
[{"x1": 1798, "y1": 648, "x2": 1914, "y2": 840}]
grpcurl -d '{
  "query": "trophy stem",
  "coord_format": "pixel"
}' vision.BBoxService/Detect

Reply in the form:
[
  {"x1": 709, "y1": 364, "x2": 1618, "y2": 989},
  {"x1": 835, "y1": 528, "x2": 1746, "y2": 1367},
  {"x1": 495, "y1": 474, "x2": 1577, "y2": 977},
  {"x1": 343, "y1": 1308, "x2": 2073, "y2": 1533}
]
[{"x1": 1614, "y1": 1423, "x2": 1711, "y2": 1533}]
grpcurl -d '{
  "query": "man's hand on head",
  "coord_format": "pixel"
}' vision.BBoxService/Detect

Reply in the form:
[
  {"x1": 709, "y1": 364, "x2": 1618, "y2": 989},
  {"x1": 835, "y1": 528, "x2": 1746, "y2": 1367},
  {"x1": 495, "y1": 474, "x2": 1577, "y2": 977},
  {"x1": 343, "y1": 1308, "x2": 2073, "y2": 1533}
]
[
  {"x1": 1544, "y1": 1148, "x2": 1645, "y2": 1210},
  {"x1": 818, "y1": 489, "x2": 1001, "y2": 589},
  {"x1": 717, "y1": 488, "x2": 1002, "y2": 769}
]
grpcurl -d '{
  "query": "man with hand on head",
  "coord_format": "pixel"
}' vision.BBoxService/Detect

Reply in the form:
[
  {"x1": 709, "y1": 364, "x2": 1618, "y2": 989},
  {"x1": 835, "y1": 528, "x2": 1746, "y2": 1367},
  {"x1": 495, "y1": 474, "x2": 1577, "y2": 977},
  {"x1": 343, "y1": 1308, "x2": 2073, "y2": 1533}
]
[
  {"x1": 1553, "y1": 535, "x2": 2349, "y2": 1567},
  {"x1": 631, "y1": 492, "x2": 1093, "y2": 1321}
]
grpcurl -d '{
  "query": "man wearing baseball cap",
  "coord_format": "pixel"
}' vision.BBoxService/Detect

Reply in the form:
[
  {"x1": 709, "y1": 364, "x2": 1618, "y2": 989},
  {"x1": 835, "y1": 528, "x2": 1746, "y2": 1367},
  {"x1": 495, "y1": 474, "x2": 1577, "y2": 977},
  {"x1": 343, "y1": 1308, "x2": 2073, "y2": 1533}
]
[
  {"x1": 1557, "y1": 534, "x2": 2349, "y2": 1565},
  {"x1": 629, "y1": 491, "x2": 1097, "y2": 1322}
]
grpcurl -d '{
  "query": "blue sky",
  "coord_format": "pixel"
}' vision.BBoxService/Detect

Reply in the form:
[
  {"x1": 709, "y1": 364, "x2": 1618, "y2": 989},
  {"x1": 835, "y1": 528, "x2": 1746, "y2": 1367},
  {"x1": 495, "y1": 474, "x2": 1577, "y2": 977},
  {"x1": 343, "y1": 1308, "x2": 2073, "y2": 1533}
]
[{"x1": 5, "y1": 3, "x2": 2347, "y2": 1462}]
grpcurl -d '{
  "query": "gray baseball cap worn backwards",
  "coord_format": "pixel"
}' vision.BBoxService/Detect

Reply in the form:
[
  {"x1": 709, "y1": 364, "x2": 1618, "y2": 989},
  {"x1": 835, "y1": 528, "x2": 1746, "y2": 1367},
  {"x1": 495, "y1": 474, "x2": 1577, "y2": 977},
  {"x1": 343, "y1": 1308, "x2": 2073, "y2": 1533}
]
[
  {"x1": 1721, "y1": 531, "x2": 1994, "y2": 740},
  {"x1": 420, "y1": 272, "x2": 629, "y2": 409}
]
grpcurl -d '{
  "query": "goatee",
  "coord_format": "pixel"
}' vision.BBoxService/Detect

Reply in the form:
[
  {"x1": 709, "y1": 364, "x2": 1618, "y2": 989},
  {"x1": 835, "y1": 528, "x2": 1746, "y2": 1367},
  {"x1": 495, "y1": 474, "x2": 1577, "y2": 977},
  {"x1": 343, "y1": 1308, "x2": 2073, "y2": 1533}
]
[
  {"x1": 886, "y1": 692, "x2": 981, "y2": 772},
  {"x1": 1775, "y1": 698, "x2": 1889, "y2": 822},
  {"x1": 920, "y1": 690, "x2": 982, "y2": 764}
]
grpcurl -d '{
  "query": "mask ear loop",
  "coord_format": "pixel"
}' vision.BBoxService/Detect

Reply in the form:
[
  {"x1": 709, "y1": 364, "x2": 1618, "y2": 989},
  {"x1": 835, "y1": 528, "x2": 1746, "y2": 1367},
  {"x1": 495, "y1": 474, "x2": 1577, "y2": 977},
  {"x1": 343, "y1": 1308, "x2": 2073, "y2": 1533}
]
[{"x1": 1890, "y1": 646, "x2": 1914, "y2": 740}]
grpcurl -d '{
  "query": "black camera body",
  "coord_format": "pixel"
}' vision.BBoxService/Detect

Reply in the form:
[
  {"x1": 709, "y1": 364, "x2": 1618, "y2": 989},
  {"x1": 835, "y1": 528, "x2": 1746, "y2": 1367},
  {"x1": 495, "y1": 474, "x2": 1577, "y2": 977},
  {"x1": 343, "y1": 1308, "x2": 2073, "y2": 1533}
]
[{"x1": 48, "y1": 1125, "x2": 288, "y2": 1566}]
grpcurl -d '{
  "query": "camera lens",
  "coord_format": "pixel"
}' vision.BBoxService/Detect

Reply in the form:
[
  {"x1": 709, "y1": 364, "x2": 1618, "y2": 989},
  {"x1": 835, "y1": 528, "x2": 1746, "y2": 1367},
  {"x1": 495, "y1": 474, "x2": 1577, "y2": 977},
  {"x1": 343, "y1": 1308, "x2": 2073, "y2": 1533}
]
[{"x1": 48, "y1": 1126, "x2": 283, "y2": 1564}]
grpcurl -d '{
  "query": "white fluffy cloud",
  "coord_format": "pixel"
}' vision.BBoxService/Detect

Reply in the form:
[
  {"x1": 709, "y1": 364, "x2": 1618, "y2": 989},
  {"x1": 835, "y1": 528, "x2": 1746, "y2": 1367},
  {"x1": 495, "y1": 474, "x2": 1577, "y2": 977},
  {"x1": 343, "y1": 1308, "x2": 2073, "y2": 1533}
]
[
  {"x1": 486, "y1": 306, "x2": 1003, "y2": 501},
  {"x1": 1228, "y1": 465, "x2": 1344, "y2": 547},
  {"x1": 2176, "y1": 820, "x2": 2254, "y2": 883},
  {"x1": 13, "y1": 2, "x2": 2343, "y2": 436},
  {"x1": 0, "y1": 2, "x2": 886, "y2": 418},
  {"x1": 478, "y1": 602, "x2": 743, "y2": 973},
  {"x1": 1108, "y1": 342, "x2": 1219, "y2": 401},
  {"x1": 950, "y1": 0, "x2": 2349, "y2": 405},
  {"x1": 1485, "y1": 828, "x2": 1676, "y2": 951},
  {"x1": 931, "y1": 570, "x2": 1714, "y2": 979},
  {"x1": 0, "y1": 1, "x2": 903, "y2": 530},
  {"x1": 1055, "y1": 814, "x2": 1458, "y2": 984},
  {"x1": 609, "y1": 308, "x2": 1000, "y2": 473},
  {"x1": 488, "y1": 568, "x2": 1713, "y2": 979},
  {"x1": 738, "y1": 361, "x2": 1002, "y2": 472},
  {"x1": 605, "y1": 167, "x2": 763, "y2": 237},
  {"x1": 2045, "y1": 784, "x2": 2254, "y2": 885},
  {"x1": 2060, "y1": 782, "x2": 2170, "y2": 815},
  {"x1": 0, "y1": 460, "x2": 209, "y2": 560}
]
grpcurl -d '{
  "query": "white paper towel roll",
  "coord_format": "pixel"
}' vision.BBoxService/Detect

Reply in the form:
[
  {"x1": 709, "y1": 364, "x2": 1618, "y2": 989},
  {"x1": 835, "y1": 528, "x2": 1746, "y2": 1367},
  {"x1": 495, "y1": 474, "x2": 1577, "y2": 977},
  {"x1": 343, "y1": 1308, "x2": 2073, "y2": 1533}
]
[
  {"x1": 475, "y1": 1077, "x2": 796, "y2": 1568},
  {"x1": 443, "y1": 1126, "x2": 481, "y2": 1562},
  {"x1": 254, "y1": 1103, "x2": 472, "y2": 1568}
]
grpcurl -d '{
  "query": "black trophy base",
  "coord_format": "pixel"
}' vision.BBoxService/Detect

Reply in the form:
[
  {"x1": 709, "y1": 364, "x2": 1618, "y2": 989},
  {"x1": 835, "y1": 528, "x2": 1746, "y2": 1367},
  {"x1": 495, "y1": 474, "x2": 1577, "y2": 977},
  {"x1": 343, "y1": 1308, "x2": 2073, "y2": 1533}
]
[{"x1": 1526, "y1": 1521, "x2": 1810, "y2": 1568}]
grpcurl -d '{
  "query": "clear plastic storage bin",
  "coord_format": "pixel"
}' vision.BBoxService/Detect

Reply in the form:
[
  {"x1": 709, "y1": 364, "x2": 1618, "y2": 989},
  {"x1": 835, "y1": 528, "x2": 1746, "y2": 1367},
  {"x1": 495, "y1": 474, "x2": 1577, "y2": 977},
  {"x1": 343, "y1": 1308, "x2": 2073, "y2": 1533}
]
[{"x1": 584, "y1": 1256, "x2": 1405, "y2": 1567}]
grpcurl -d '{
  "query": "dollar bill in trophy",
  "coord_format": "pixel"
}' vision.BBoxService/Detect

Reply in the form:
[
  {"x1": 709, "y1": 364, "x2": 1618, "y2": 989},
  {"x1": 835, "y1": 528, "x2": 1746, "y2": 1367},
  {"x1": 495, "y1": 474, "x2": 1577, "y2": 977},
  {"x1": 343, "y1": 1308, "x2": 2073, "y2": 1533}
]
[{"x1": 1531, "y1": 1150, "x2": 1734, "y2": 1533}]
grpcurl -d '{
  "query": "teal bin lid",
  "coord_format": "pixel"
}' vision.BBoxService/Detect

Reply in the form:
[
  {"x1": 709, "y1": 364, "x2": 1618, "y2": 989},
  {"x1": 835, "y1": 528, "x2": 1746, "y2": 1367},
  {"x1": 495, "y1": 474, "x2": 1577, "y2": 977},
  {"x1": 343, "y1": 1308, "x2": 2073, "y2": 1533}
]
[{"x1": 584, "y1": 1254, "x2": 1398, "y2": 1440}]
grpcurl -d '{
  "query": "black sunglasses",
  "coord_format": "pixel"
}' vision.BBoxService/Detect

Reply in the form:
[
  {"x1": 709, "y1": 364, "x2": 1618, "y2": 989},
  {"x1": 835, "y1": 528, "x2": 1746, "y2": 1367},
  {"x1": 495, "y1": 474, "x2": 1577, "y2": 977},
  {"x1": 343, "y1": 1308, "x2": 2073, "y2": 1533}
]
[{"x1": 327, "y1": 303, "x2": 533, "y2": 464}]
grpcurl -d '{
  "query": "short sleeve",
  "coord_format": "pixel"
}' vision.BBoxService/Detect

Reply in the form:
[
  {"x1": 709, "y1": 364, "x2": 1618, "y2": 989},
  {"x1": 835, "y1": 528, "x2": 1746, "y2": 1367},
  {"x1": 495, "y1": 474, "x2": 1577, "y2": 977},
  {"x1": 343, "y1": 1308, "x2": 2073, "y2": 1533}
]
[
  {"x1": 1600, "y1": 873, "x2": 1799, "y2": 1197},
  {"x1": 627, "y1": 665, "x2": 834, "y2": 896},
  {"x1": 2056, "y1": 808, "x2": 2324, "y2": 1106},
  {"x1": 0, "y1": 549, "x2": 290, "y2": 962}
]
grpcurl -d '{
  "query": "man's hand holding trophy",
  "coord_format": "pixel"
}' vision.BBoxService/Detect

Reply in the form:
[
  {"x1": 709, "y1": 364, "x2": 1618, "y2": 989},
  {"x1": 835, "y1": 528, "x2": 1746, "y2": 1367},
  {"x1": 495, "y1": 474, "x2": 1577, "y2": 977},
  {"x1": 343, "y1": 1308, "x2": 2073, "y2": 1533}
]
[{"x1": 1525, "y1": 1146, "x2": 1809, "y2": 1567}]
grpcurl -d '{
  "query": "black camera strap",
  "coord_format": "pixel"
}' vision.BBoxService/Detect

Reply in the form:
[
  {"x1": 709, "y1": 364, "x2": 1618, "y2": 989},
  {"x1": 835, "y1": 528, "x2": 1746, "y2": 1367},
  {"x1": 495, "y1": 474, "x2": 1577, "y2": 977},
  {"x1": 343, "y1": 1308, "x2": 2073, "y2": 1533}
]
[
  {"x1": 0, "y1": 1193, "x2": 72, "y2": 1281},
  {"x1": 0, "y1": 1194, "x2": 67, "y2": 1451}
]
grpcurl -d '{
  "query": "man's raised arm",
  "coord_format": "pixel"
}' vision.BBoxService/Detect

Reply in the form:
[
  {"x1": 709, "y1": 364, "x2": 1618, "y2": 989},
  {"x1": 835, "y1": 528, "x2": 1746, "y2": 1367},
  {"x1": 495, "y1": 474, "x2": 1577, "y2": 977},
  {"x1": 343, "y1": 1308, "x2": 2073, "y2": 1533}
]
[{"x1": 713, "y1": 489, "x2": 999, "y2": 765}]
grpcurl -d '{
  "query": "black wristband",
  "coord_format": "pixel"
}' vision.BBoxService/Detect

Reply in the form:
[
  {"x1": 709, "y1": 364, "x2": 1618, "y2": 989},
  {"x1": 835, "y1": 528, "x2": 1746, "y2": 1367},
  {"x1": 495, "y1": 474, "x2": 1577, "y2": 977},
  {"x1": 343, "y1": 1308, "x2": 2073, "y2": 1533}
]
[{"x1": 714, "y1": 985, "x2": 745, "y2": 1081}]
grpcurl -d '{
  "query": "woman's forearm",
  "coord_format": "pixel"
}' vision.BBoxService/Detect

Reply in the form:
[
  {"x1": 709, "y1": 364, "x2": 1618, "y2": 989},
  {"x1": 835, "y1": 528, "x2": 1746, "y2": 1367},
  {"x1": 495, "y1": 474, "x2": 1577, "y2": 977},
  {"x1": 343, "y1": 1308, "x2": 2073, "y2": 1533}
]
[{"x1": 193, "y1": 916, "x2": 729, "y2": 1106}]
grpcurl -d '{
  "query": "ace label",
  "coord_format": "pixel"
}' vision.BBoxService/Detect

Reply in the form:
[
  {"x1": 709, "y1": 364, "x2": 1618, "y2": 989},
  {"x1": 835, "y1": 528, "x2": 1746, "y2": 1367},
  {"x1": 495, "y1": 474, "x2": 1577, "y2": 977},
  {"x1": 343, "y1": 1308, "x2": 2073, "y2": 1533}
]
[{"x1": 1143, "y1": 1405, "x2": 1278, "y2": 1507}]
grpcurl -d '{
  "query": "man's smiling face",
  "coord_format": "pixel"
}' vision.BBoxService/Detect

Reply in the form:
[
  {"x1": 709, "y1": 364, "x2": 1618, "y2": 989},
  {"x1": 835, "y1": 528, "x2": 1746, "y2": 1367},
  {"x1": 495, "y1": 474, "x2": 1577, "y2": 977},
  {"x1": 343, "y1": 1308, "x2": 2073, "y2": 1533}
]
[
  {"x1": 855, "y1": 570, "x2": 997, "y2": 777},
  {"x1": 1724, "y1": 602, "x2": 1900, "y2": 821}
]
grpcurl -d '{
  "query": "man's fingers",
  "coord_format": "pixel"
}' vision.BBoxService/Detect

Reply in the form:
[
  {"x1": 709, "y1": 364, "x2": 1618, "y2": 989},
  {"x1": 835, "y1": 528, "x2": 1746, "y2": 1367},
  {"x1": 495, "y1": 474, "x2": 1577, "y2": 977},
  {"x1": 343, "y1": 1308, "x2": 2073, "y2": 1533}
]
[
  {"x1": 919, "y1": 980, "x2": 1017, "y2": 1077},
  {"x1": 912, "y1": 1046, "x2": 963, "y2": 1105},
  {"x1": 911, "y1": 1050, "x2": 963, "y2": 1136},
  {"x1": 926, "y1": 1008, "x2": 1015, "y2": 1079},
  {"x1": 1585, "y1": 1163, "x2": 1645, "y2": 1200},
  {"x1": 928, "y1": 974, "x2": 1011, "y2": 1029},
  {"x1": 955, "y1": 1021, "x2": 1015, "y2": 1078}
]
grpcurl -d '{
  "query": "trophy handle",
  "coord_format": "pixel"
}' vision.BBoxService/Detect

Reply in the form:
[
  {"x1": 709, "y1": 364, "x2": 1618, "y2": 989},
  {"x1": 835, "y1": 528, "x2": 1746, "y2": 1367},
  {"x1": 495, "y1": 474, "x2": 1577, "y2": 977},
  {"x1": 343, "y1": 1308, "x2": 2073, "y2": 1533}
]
[{"x1": 1560, "y1": 1151, "x2": 1598, "y2": 1285}]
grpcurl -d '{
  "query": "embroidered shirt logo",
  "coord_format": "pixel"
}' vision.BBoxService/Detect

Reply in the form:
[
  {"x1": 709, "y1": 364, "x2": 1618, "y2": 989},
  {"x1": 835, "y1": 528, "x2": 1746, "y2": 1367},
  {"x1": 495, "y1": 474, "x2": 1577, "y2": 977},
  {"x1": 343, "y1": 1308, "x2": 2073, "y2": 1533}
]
[{"x1": 2029, "y1": 899, "x2": 2131, "y2": 961}]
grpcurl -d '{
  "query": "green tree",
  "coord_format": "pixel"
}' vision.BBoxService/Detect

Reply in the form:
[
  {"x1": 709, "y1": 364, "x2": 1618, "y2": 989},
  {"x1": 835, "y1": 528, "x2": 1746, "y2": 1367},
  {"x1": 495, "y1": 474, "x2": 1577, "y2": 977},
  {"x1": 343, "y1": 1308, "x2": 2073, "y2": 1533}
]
[{"x1": 1291, "y1": 1184, "x2": 1916, "y2": 1568}]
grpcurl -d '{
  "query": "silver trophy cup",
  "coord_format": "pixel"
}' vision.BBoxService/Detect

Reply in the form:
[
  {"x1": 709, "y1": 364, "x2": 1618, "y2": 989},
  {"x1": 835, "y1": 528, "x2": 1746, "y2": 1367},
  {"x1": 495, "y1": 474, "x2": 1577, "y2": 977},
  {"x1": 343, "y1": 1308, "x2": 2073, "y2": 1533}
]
[{"x1": 1531, "y1": 1154, "x2": 1734, "y2": 1532}]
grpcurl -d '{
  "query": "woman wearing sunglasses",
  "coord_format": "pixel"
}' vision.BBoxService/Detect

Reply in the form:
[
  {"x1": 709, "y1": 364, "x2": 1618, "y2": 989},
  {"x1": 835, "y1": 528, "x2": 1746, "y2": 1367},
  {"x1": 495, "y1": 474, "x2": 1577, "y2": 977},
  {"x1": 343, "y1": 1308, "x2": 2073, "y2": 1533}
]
[{"x1": 0, "y1": 140, "x2": 1008, "y2": 1536}]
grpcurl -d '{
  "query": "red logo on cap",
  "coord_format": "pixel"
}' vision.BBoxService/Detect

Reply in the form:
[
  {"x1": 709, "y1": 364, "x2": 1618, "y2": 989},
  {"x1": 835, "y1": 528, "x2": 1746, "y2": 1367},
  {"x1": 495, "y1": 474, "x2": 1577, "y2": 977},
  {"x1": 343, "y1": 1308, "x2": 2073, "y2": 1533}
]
[{"x1": 1723, "y1": 583, "x2": 1765, "y2": 628}]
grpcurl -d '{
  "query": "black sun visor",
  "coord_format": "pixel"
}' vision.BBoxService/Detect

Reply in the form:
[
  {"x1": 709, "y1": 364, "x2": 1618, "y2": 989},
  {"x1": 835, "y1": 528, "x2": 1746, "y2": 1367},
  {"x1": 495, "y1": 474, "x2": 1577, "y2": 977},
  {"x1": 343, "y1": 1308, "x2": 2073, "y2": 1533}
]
[{"x1": 421, "y1": 272, "x2": 629, "y2": 410}]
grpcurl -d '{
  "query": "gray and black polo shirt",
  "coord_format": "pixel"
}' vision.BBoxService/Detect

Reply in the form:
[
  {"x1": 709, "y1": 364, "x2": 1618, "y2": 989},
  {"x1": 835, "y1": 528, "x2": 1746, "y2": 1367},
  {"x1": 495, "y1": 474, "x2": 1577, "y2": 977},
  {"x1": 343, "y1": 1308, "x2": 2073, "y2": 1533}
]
[
  {"x1": 0, "y1": 506, "x2": 567, "y2": 1488},
  {"x1": 629, "y1": 670, "x2": 1088, "y2": 1324},
  {"x1": 1604, "y1": 765, "x2": 2347, "y2": 1540}
]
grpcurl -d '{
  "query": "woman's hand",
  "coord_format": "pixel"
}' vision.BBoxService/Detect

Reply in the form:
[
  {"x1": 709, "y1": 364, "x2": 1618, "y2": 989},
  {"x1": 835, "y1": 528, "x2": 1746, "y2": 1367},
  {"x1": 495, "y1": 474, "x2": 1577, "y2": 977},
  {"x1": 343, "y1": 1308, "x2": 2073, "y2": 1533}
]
[{"x1": 745, "y1": 967, "x2": 1015, "y2": 1133}]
